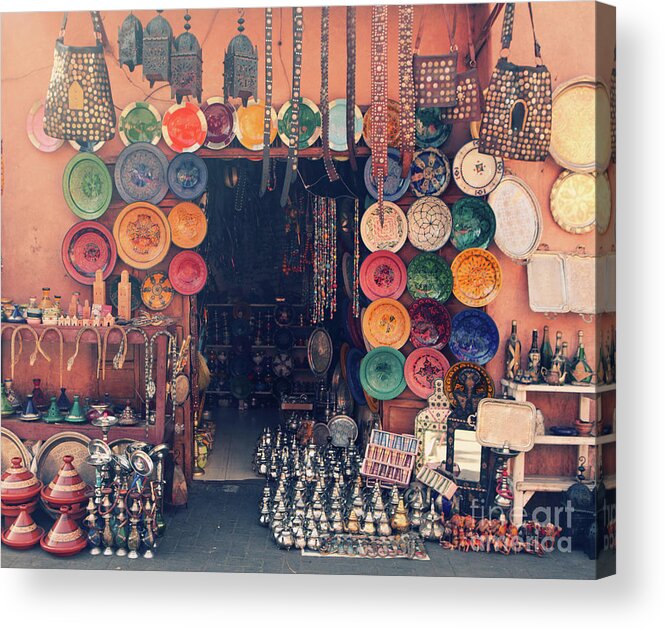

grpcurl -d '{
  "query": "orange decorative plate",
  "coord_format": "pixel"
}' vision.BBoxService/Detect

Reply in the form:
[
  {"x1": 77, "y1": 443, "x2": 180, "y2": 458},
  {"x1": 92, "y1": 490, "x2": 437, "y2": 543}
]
[
  {"x1": 113, "y1": 202, "x2": 171, "y2": 270},
  {"x1": 141, "y1": 271, "x2": 175, "y2": 311},
  {"x1": 162, "y1": 102, "x2": 208, "y2": 153},
  {"x1": 451, "y1": 248, "x2": 502, "y2": 307},
  {"x1": 168, "y1": 202, "x2": 207, "y2": 249},
  {"x1": 362, "y1": 298, "x2": 411, "y2": 349},
  {"x1": 362, "y1": 99, "x2": 401, "y2": 148},
  {"x1": 235, "y1": 98, "x2": 278, "y2": 151}
]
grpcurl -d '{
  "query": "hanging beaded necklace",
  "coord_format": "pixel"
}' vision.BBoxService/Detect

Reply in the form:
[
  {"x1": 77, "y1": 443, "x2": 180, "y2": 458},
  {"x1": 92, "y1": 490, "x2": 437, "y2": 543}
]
[
  {"x1": 352, "y1": 197, "x2": 361, "y2": 317},
  {"x1": 311, "y1": 194, "x2": 337, "y2": 324},
  {"x1": 398, "y1": 5, "x2": 415, "y2": 178}
]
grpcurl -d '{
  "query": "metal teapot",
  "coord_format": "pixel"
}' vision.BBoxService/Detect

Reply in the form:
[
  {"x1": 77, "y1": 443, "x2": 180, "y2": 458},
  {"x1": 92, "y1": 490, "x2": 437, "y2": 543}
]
[{"x1": 419, "y1": 500, "x2": 445, "y2": 541}]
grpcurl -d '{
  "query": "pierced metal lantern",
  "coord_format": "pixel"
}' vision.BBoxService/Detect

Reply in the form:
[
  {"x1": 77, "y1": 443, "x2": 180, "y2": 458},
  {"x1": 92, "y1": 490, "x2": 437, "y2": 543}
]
[
  {"x1": 118, "y1": 12, "x2": 143, "y2": 72},
  {"x1": 223, "y1": 13, "x2": 258, "y2": 106},
  {"x1": 171, "y1": 13, "x2": 203, "y2": 104},
  {"x1": 142, "y1": 10, "x2": 173, "y2": 88}
]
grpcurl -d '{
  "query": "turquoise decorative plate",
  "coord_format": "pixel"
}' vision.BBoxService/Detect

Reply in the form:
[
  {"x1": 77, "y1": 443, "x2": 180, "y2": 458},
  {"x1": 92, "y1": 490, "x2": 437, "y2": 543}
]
[
  {"x1": 450, "y1": 197, "x2": 497, "y2": 251},
  {"x1": 415, "y1": 108, "x2": 452, "y2": 148},
  {"x1": 62, "y1": 153, "x2": 113, "y2": 219},
  {"x1": 328, "y1": 99, "x2": 363, "y2": 151},
  {"x1": 407, "y1": 253, "x2": 453, "y2": 303},
  {"x1": 359, "y1": 347, "x2": 407, "y2": 401}
]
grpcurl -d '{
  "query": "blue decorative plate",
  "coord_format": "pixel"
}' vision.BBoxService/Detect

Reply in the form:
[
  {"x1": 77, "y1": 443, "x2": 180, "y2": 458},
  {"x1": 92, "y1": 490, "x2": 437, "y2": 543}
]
[
  {"x1": 364, "y1": 148, "x2": 411, "y2": 202},
  {"x1": 167, "y1": 153, "x2": 208, "y2": 200},
  {"x1": 114, "y1": 142, "x2": 169, "y2": 205},
  {"x1": 345, "y1": 347, "x2": 367, "y2": 406},
  {"x1": 409, "y1": 148, "x2": 451, "y2": 197},
  {"x1": 449, "y1": 309, "x2": 500, "y2": 365}
]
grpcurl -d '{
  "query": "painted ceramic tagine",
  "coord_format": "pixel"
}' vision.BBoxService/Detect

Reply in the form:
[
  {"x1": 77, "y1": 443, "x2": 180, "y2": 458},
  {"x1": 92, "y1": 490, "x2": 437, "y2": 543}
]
[
  {"x1": 40, "y1": 455, "x2": 91, "y2": 510},
  {"x1": 40, "y1": 506, "x2": 88, "y2": 556},
  {"x1": 1, "y1": 457, "x2": 43, "y2": 505},
  {"x1": 1, "y1": 504, "x2": 45, "y2": 550}
]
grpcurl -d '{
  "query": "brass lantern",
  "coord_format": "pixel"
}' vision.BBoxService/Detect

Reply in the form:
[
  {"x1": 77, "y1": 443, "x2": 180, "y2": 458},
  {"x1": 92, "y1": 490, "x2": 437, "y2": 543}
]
[
  {"x1": 118, "y1": 12, "x2": 143, "y2": 72},
  {"x1": 142, "y1": 10, "x2": 173, "y2": 88},
  {"x1": 171, "y1": 13, "x2": 203, "y2": 104},
  {"x1": 223, "y1": 12, "x2": 258, "y2": 106}
]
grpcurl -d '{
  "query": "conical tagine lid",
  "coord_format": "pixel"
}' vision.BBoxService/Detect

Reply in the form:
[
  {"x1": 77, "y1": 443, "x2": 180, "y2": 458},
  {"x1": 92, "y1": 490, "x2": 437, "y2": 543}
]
[
  {"x1": 1, "y1": 504, "x2": 44, "y2": 549},
  {"x1": 40, "y1": 455, "x2": 91, "y2": 506},
  {"x1": 40, "y1": 506, "x2": 87, "y2": 556},
  {"x1": 1, "y1": 457, "x2": 43, "y2": 505}
]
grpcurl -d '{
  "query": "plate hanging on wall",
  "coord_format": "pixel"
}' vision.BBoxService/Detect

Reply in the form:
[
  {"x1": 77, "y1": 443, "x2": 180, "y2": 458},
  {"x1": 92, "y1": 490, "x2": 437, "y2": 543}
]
[
  {"x1": 327, "y1": 414, "x2": 358, "y2": 447},
  {"x1": 26, "y1": 100, "x2": 64, "y2": 152},
  {"x1": 328, "y1": 99, "x2": 363, "y2": 151},
  {"x1": 415, "y1": 107, "x2": 452, "y2": 148},
  {"x1": 409, "y1": 148, "x2": 451, "y2": 197},
  {"x1": 168, "y1": 250, "x2": 208, "y2": 295},
  {"x1": 359, "y1": 250, "x2": 407, "y2": 301},
  {"x1": 140, "y1": 271, "x2": 175, "y2": 311},
  {"x1": 235, "y1": 98, "x2": 278, "y2": 151},
  {"x1": 450, "y1": 197, "x2": 496, "y2": 251},
  {"x1": 167, "y1": 153, "x2": 208, "y2": 200},
  {"x1": 407, "y1": 252, "x2": 453, "y2": 303},
  {"x1": 359, "y1": 347, "x2": 406, "y2": 401},
  {"x1": 451, "y1": 248, "x2": 502, "y2": 308},
  {"x1": 307, "y1": 327, "x2": 333, "y2": 377},
  {"x1": 68, "y1": 140, "x2": 105, "y2": 153},
  {"x1": 360, "y1": 201, "x2": 408, "y2": 253},
  {"x1": 109, "y1": 274, "x2": 141, "y2": 312},
  {"x1": 452, "y1": 139, "x2": 504, "y2": 196},
  {"x1": 277, "y1": 97, "x2": 321, "y2": 149},
  {"x1": 61, "y1": 221, "x2": 117, "y2": 285},
  {"x1": 449, "y1": 309, "x2": 500, "y2": 365},
  {"x1": 162, "y1": 102, "x2": 208, "y2": 153},
  {"x1": 550, "y1": 170, "x2": 612, "y2": 235},
  {"x1": 114, "y1": 142, "x2": 169, "y2": 205},
  {"x1": 406, "y1": 196, "x2": 452, "y2": 252},
  {"x1": 113, "y1": 202, "x2": 171, "y2": 270},
  {"x1": 443, "y1": 362, "x2": 494, "y2": 415},
  {"x1": 361, "y1": 298, "x2": 411, "y2": 350},
  {"x1": 168, "y1": 201, "x2": 207, "y2": 249},
  {"x1": 408, "y1": 298, "x2": 452, "y2": 350},
  {"x1": 364, "y1": 148, "x2": 411, "y2": 202},
  {"x1": 362, "y1": 99, "x2": 401, "y2": 147},
  {"x1": 202, "y1": 97, "x2": 237, "y2": 150},
  {"x1": 117, "y1": 101, "x2": 162, "y2": 146},
  {"x1": 404, "y1": 347, "x2": 450, "y2": 399},
  {"x1": 62, "y1": 153, "x2": 112, "y2": 220}
]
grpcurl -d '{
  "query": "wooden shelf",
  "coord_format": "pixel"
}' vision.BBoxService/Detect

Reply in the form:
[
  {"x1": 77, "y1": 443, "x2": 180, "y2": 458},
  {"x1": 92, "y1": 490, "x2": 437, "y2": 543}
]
[
  {"x1": 501, "y1": 379, "x2": 616, "y2": 395},
  {"x1": 517, "y1": 474, "x2": 616, "y2": 493},
  {"x1": 534, "y1": 433, "x2": 616, "y2": 446}
]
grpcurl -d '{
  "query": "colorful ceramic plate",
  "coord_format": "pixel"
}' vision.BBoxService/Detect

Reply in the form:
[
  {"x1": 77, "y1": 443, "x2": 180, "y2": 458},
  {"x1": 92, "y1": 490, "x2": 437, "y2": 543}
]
[
  {"x1": 328, "y1": 99, "x2": 363, "y2": 151},
  {"x1": 449, "y1": 309, "x2": 500, "y2": 365},
  {"x1": 27, "y1": 100, "x2": 64, "y2": 152},
  {"x1": 167, "y1": 153, "x2": 208, "y2": 200},
  {"x1": 346, "y1": 347, "x2": 367, "y2": 406},
  {"x1": 307, "y1": 328, "x2": 333, "y2": 376},
  {"x1": 360, "y1": 201, "x2": 408, "y2": 253},
  {"x1": 235, "y1": 98, "x2": 278, "y2": 151},
  {"x1": 68, "y1": 140, "x2": 105, "y2": 153},
  {"x1": 450, "y1": 197, "x2": 496, "y2": 251},
  {"x1": 362, "y1": 99, "x2": 401, "y2": 147},
  {"x1": 410, "y1": 148, "x2": 451, "y2": 197},
  {"x1": 202, "y1": 97, "x2": 237, "y2": 150},
  {"x1": 118, "y1": 101, "x2": 162, "y2": 146},
  {"x1": 140, "y1": 271, "x2": 175, "y2": 311},
  {"x1": 327, "y1": 414, "x2": 358, "y2": 447},
  {"x1": 550, "y1": 170, "x2": 612, "y2": 235},
  {"x1": 488, "y1": 175, "x2": 543, "y2": 260},
  {"x1": 114, "y1": 142, "x2": 169, "y2": 204},
  {"x1": 277, "y1": 97, "x2": 321, "y2": 149},
  {"x1": 109, "y1": 274, "x2": 141, "y2": 312},
  {"x1": 452, "y1": 140, "x2": 504, "y2": 196},
  {"x1": 443, "y1": 362, "x2": 494, "y2": 414},
  {"x1": 406, "y1": 196, "x2": 452, "y2": 252},
  {"x1": 415, "y1": 108, "x2": 452, "y2": 148},
  {"x1": 168, "y1": 201, "x2": 207, "y2": 249},
  {"x1": 168, "y1": 250, "x2": 208, "y2": 295},
  {"x1": 61, "y1": 221, "x2": 117, "y2": 285},
  {"x1": 113, "y1": 202, "x2": 171, "y2": 270},
  {"x1": 362, "y1": 298, "x2": 411, "y2": 349},
  {"x1": 407, "y1": 252, "x2": 453, "y2": 303},
  {"x1": 359, "y1": 251, "x2": 407, "y2": 301},
  {"x1": 162, "y1": 102, "x2": 207, "y2": 153},
  {"x1": 62, "y1": 153, "x2": 112, "y2": 219},
  {"x1": 404, "y1": 347, "x2": 450, "y2": 399},
  {"x1": 408, "y1": 298, "x2": 452, "y2": 350},
  {"x1": 451, "y1": 248, "x2": 502, "y2": 308},
  {"x1": 551, "y1": 77, "x2": 611, "y2": 173},
  {"x1": 364, "y1": 148, "x2": 411, "y2": 202},
  {"x1": 359, "y1": 347, "x2": 407, "y2": 401}
]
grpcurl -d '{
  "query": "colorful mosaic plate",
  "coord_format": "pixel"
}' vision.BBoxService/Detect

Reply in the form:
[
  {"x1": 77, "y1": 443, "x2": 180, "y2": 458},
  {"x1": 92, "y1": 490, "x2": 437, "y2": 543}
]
[
  {"x1": 202, "y1": 97, "x2": 237, "y2": 150},
  {"x1": 407, "y1": 253, "x2": 453, "y2": 303},
  {"x1": 408, "y1": 298, "x2": 452, "y2": 350},
  {"x1": 26, "y1": 100, "x2": 64, "y2": 152},
  {"x1": 360, "y1": 201, "x2": 408, "y2": 253},
  {"x1": 117, "y1": 101, "x2": 162, "y2": 146},
  {"x1": 61, "y1": 221, "x2": 117, "y2": 286},
  {"x1": 359, "y1": 251, "x2": 407, "y2": 301},
  {"x1": 140, "y1": 271, "x2": 175, "y2": 311},
  {"x1": 113, "y1": 202, "x2": 171, "y2": 270},
  {"x1": 409, "y1": 148, "x2": 451, "y2": 197},
  {"x1": 328, "y1": 99, "x2": 363, "y2": 151},
  {"x1": 362, "y1": 99, "x2": 401, "y2": 147},
  {"x1": 345, "y1": 347, "x2": 367, "y2": 406},
  {"x1": 235, "y1": 98, "x2": 278, "y2": 151},
  {"x1": 114, "y1": 142, "x2": 169, "y2": 205},
  {"x1": 449, "y1": 309, "x2": 500, "y2": 365},
  {"x1": 362, "y1": 298, "x2": 411, "y2": 350},
  {"x1": 62, "y1": 153, "x2": 112, "y2": 219},
  {"x1": 168, "y1": 201, "x2": 207, "y2": 249},
  {"x1": 404, "y1": 347, "x2": 451, "y2": 399},
  {"x1": 451, "y1": 248, "x2": 502, "y2": 307},
  {"x1": 168, "y1": 250, "x2": 208, "y2": 295},
  {"x1": 167, "y1": 153, "x2": 208, "y2": 200},
  {"x1": 109, "y1": 274, "x2": 141, "y2": 312},
  {"x1": 452, "y1": 140, "x2": 504, "y2": 197},
  {"x1": 406, "y1": 196, "x2": 452, "y2": 252},
  {"x1": 364, "y1": 148, "x2": 411, "y2": 202},
  {"x1": 359, "y1": 347, "x2": 407, "y2": 401},
  {"x1": 162, "y1": 102, "x2": 207, "y2": 153},
  {"x1": 277, "y1": 97, "x2": 321, "y2": 149},
  {"x1": 550, "y1": 170, "x2": 612, "y2": 235},
  {"x1": 415, "y1": 108, "x2": 452, "y2": 148},
  {"x1": 450, "y1": 197, "x2": 496, "y2": 251},
  {"x1": 443, "y1": 362, "x2": 494, "y2": 415}
]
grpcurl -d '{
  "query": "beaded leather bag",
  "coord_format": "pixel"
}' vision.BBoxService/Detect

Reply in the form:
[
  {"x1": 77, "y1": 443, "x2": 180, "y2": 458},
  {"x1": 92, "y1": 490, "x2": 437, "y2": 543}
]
[
  {"x1": 44, "y1": 12, "x2": 116, "y2": 142},
  {"x1": 478, "y1": 3, "x2": 552, "y2": 161}
]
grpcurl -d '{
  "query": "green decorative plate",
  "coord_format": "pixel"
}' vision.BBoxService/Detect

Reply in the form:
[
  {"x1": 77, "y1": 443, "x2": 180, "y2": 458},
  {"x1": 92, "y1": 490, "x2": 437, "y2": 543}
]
[
  {"x1": 277, "y1": 97, "x2": 321, "y2": 149},
  {"x1": 118, "y1": 101, "x2": 162, "y2": 146},
  {"x1": 450, "y1": 197, "x2": 497, "y2": 251},
  {"x1": 415, "y1": 108, "x2": 452, "y2": 148},
  {"x1": 359, "y1": 347, "x2": 407, "y2": 401},
  {"x1": 407, "y1": 253, "x2": 453, "y2": 303},
  {"x1": 62, "y1": 153, "x2": 113, "y2": 219}
]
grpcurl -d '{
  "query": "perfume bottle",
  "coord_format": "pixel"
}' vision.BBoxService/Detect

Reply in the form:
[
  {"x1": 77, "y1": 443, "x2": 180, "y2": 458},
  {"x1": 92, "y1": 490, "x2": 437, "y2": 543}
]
[{"x1": 504, "y1": 320, "x2": 521, "y2": 381}]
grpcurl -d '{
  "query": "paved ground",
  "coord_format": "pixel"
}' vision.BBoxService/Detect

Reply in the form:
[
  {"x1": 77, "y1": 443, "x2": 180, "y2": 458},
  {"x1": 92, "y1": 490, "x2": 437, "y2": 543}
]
[{"x1": 1, "y1": 480, "x2": 615, "y2": 579}]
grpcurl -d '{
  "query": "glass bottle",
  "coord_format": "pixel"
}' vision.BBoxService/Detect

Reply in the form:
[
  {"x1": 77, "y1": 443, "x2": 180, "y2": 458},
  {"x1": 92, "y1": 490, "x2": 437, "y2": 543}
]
[
  {"x1": 31, "y1": 378, "x2": 49, "y2": 411},
  {"x1": 540, "y1": 325, "x2": 554, "y2": 371},
  {"x1": 596, "y1": 341, "x2": 606, "y2": 385},
  {"x1": 526, "y1": 329, "x2": 541, "y2": 382},
  {"x1": 504, "y1": 320, "x2": 521, "y2": 381},
  {"x1": 53, "y1": 295, "x2": 63, "y2": 317},
  {"x1": 604, "y1": 332, "x2": 614, "y2": 384},
  {"x1": 39, "y1": 287, "x2": 54, "y2": 311},
  {"x1": 570, "y1": 331, "x2": 594, "y2": 386},
  {"x1": 561, "y1": 342, "x2": 570, "y2": 383}
]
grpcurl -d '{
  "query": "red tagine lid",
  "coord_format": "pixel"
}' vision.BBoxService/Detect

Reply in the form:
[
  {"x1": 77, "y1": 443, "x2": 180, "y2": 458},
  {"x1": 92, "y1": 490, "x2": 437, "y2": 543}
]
[
  {"x1": 1, "y1": 504, "x2": 44, "y2": 549},
  {"x1": 1, "y1": 456, "x2": 43, "y2": 505},
  {"x1": 40, "y1": 506, "x2": 87, "y2": 556},
  {"x1": 40, "y1": 455, "x2": 91, "y2": 506}
]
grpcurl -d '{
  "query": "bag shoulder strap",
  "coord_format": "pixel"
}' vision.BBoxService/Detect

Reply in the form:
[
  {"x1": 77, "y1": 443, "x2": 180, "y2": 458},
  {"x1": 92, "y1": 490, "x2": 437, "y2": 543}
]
[
  {"x1": 501, "y1": 2, "x2": 543, "y2": 63},
  {"x1": 58, "y1": 11, "x2": 103, "y2": 43},
  {"x1": 464, "y1": 5, "x2": 476, "y2": 68},
  {"x1": 415, "y1": 5, "x2": 458, "y2": 54}
]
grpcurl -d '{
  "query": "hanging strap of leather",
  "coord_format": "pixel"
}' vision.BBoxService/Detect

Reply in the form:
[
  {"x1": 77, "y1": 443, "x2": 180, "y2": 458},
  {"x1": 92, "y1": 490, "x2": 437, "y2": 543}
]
[
  {"x1": 259, "y1": 8, "x2": 274, "y2": 197},
  {"x1": 464, "y1": 5, "x2": 477, "y2": 68},
  {"x1": 501, "y1": 2, "x2": 542, "y2": 62},
  {"x1": 59, "y1": 11, "x2": 104, "y2": 43},
  {"x1": 398, "y1": 5, "x2": 415, "y2": 178},
  {"x1": 468, "y1": 2, "x2": 504, "y2": 66},
  {"x1": 415, "y1": 4, "x2": 457, "y2": 54},
  {"x1": 346, "y1": 6, "x2": 357, "y2": 171},
  {"x1": 320, "y1": 7, "x2": 339, "y2": 182}
]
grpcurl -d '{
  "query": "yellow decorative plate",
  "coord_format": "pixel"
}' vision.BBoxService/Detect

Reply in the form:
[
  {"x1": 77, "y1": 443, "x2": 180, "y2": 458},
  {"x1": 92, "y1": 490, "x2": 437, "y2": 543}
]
[
  {"x1": 168, "y1": 201, "x2": 208, "y2": 249},
  {"x1": 550, "y1": 170, "x2": 612, "y2": 235},
  {"x1": 113, "y1": 202, "x2": 171, "y2": 270},
  {"x1": 550, "y1": 77, "x2": 612, "y2": 173},
  {"x1": 451, "y1": 248, "x2": 502, "y2": 307},
  {"x1": 235, "y1": 98, "x2": 278, "y2": 151},
  {"x1": 362, "y1": 99, "x2": 401, "y2": 148},
  {"x1": 361, "y1": 298, "x2": 411, "y2": 350}
]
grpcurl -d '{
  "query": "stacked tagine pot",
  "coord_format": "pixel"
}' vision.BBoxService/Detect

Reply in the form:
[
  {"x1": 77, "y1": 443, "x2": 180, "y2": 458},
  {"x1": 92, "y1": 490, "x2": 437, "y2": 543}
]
[
  {"x1": 40, "y1": 506, "x2": 88, "y2": 556},
  {"x1": 1, "y1": 457, "x2": 43, "y2": 528},
  {"x1": 40, "y1": 455, "x2": 91, "y2": 519},
  {"x1": 1, "y1": 504, "x2": 44, "y2": 549}
]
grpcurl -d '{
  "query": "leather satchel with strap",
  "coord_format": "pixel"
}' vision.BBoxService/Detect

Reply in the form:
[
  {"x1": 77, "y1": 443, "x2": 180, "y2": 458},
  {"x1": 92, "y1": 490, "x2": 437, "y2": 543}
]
[
  {"x1": 413, "y1": 6, "x2": 458, "y2": 108},
  {"x1": 478, "y1": 3, "x2": 552, "y2": 161}
]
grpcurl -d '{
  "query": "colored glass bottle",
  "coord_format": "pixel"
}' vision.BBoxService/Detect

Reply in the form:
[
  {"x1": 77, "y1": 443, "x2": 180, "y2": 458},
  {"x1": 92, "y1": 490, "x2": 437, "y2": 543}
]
[
  {"x1": 570, "y1": 331, "x2": 594, "y2": 385},
  {"x1": 53, "y1": 295, "x2": 63, "y2": 317},
  {"x1": 526, "y1": 329, "x2": 541, "y2": 382},
  {"x1": 550, "y1": 332, "x2": 566, "y2": 385},
  {"x1": 540, "y1": 325, "x2": 554, "y2": 371},
  {"x1": 39, "y1": 287, "x2": 54, "y2": 311},
  {"x1": 504, "y1": 320, "x2": 521, "y2": 381},
  {"x1": 31, "y1": 378, "x2": 49, "y2": 411}
]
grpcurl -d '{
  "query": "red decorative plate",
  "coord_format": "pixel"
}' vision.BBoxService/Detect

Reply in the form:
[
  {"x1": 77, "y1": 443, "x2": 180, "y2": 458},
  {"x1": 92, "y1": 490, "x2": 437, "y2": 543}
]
[
  {"x1": 162, "y1": 102, "x2": 208, "y2": 153},
  {"x1": 404, "y1": 347, "x2": 450, "y2": 399},
  {"x1": 202, "y1": 97, "x2": 237, "y2": 150},
  {"x1": 61, "y1": 221, "x2": 117, "y2": 285},
  {"x1": 408, "y1": 298, "x2": 452, "y2": 350},
  {"x1": 168, "y1": 251, "x2": 208, "y2": 295},
  {"x1": 359, "y1": 251, "x2": 407, "y2": 301}
]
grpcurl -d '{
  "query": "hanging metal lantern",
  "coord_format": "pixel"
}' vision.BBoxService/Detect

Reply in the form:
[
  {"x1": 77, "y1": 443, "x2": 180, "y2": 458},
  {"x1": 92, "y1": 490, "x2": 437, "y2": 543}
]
[
  {"x1": 171, "y1": 12, "x2": 203, "y2": 104},
  {"x1": 118, "y1": 12, "x2": 143, "y2": 72},
  {"x1": 223, "y1": 10, "x2": 258, "y2": 106},
  {"x1": 142, "y1": 10, "x2": 173, "y2": 88}
]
